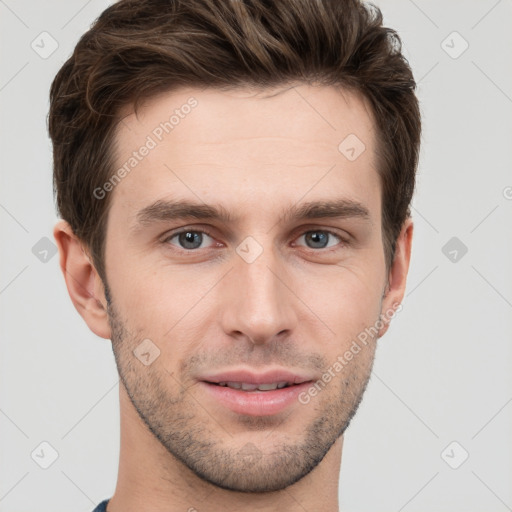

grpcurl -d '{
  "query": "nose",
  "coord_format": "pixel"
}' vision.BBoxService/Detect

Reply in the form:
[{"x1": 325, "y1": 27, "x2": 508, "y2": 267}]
[{"x1": 219, "y1": 240, "x2": 298, "y2": 346}]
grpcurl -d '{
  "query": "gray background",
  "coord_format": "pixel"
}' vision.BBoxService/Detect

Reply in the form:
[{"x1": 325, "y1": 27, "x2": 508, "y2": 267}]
[{"x1": 1, "y1": 1, "x2": 511, "y2": 511}]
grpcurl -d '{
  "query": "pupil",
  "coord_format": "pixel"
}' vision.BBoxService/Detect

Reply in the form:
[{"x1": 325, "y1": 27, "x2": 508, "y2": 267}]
[
  {"x1": 307, "y1": 231, "x2": 327, "y2": 248},
  {"x1": 180, "y1": 231, "x2": 201, "y2": 249}
]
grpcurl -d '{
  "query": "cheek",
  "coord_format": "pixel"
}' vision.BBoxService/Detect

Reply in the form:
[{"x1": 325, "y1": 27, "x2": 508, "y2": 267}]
[
  {"x1": 108, "y1": 233, "x2": 386, "y2": 346},
  {"x1": 112, "y1": 263, "x2": 218, "y2": 336},
  {"x1": 296, "y1": 265, "x2": 384, "y2": 348}
]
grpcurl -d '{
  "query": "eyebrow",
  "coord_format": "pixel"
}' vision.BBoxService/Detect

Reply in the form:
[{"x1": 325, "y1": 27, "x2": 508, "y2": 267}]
[{"x1": 131, "y1": 197, "x2": 371, "y2": 232}]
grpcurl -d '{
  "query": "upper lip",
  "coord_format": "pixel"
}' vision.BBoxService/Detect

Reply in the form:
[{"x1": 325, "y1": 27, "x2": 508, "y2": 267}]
[{"x1": 199, "y1": 368, "x2": 316, "y2": 385}]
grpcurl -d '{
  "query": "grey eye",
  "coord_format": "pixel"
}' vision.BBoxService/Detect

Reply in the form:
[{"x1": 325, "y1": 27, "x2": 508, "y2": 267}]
[
  {"x1": 168, "y1": 231, "x2": 214, "y2": 250},
  {"x1": 297, "y1": 231, "x2": 341, "y2": 249}
]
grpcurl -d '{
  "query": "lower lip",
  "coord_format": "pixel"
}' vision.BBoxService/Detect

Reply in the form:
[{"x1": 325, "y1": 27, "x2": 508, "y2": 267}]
[{"x1": 200, "y1": 381, "x2": 313, "y2": 416}]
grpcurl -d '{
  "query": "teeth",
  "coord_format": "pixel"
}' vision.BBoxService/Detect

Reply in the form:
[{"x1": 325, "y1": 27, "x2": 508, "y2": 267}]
[
  {"x1": 216, "y1": 381, "x2": 292, "y2": 391},
  {"x1": 241, "y1": 382, "x2": 258, "y2": 391},
  {"x1": 257, "y1": 383, "x2": 278, "y2": 390}
]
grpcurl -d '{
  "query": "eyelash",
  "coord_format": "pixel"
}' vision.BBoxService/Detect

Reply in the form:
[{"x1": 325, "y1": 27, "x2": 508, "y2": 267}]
[{"x1": 161, "y1": 227, "x2": 349, "y2": 253}]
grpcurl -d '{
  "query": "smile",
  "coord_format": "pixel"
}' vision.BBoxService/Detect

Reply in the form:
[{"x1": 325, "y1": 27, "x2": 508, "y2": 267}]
[{"x1": 215, "y1": 381, "x2": 293, "y2": 391}]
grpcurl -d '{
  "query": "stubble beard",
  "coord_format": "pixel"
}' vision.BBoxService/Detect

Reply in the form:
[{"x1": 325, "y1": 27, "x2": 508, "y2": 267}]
[{"x1": 105, "y1": 286, "x2": 376, "y2": 493}]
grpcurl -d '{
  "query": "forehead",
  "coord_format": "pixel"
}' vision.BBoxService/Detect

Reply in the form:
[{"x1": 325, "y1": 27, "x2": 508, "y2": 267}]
[{"x1": 109, "y1": 84, "x2": 380, "y2": 226}]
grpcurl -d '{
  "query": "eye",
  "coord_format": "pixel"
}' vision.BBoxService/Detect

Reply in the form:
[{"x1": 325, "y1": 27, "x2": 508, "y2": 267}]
[
  {"x1": 294, "y1": 230, "x2": 345, "y2": 250},
  {"x1": 163, "y1": 229, "x2": 216, "y2": 250},
  {"x1": 162, "y1": 227, "x2": 347, "y2": 253}
]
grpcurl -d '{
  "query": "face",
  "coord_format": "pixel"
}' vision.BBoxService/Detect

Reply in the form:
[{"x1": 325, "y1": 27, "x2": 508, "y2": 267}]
[{"x1": 101, "y1": 84, "x2": 400, "y2": 492}]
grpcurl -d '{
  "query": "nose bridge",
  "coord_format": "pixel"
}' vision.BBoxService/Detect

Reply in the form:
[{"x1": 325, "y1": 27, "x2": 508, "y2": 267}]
[
  {"x1": 222, "y1": 234, "x2": 296, "y2": 343},
  {"x1": 239, "y1": 248, "x2": 281, "y2": 309}
]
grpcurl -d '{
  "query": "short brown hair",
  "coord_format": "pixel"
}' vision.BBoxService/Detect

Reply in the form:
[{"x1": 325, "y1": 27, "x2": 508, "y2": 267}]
[{"x1": 49, "y1": 0, "x2": 421, "y2": 283}]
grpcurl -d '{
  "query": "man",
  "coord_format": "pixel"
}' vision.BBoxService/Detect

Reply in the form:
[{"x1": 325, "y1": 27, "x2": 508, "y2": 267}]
[{"x1": 50, "y1": 0, "x2": 420, "y2": 510}]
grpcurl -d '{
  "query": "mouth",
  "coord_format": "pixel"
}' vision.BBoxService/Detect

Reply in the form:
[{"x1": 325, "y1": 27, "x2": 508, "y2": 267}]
[
  {"x1": 209, "y1": 381, "x2": 298, "y2": 391},
  {"x1": 198, "y1": 369, "x2": 315, "y2": 416}
]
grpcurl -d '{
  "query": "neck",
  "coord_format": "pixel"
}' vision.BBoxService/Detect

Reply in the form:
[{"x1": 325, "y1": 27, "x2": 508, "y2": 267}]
[{"x1": 107, "y1": 385, "x2": 343, "y2": 512}]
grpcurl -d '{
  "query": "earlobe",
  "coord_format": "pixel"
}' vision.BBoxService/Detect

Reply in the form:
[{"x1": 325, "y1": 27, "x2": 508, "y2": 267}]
[
  {"x1": 53, "y1": 220, "x2": 111, "y2": 340},
  {"x1": 378, "y1": 218, "x2": 414, "y2": 338}
]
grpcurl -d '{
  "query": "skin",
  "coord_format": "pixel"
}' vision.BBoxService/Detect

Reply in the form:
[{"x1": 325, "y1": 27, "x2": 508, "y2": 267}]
[{"x1": 54, "y1": 83, "x2": 413, "y2": 512}]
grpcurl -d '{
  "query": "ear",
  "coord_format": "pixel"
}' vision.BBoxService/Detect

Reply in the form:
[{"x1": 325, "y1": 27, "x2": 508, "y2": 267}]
[
  {"x1": 53, "y1": 219, "x2": 111, "y2": 339},
  {"x1": 378, "y1": 217, "x2": 413, "y2": 338}
]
